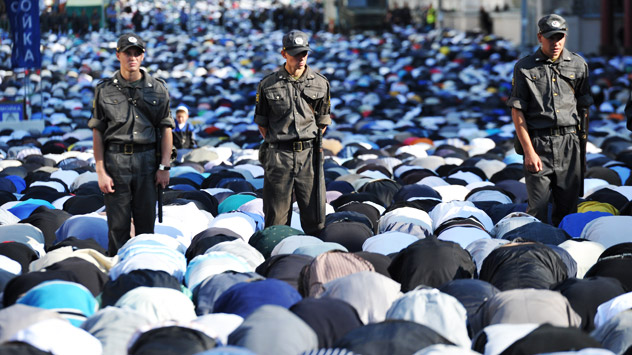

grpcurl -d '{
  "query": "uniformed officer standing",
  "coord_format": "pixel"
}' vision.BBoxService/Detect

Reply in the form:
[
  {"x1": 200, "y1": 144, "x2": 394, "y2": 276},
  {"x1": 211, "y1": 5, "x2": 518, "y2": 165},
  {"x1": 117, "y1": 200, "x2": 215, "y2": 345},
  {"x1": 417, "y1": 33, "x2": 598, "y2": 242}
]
[
  {"x1": 255, "y1": 30, "x2": 331, "y2": 236},
  {"x1": 89, "y1": 33, "x2": 175, "y2": 255},
  {"x1": 508, "y1": 14, "x2": 593, "y2": 226}
]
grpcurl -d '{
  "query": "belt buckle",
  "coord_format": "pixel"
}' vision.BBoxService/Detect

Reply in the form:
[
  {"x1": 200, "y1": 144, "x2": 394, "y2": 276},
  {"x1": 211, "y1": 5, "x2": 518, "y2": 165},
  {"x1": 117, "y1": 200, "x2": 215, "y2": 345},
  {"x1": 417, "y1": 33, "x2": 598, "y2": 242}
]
[
  {"x1": 293, "y1": 141, "x2": 303, "y2": 151},
  {"x1": 123, "y1": 144, "x2": 133, "y2": 154}
]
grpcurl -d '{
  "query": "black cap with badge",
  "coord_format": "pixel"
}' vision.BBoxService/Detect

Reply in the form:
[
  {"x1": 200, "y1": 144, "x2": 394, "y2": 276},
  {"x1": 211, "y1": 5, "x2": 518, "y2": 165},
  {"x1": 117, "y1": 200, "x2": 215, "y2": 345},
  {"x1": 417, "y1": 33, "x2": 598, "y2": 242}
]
[
  {"x1": 117, "y1": 33, "x2": 145, "y2": 53},
  {"x1": 538, "y1": 14, "x2": 567, "y2": 38},
  {"x1": 282, "y1": 30, "x2": 311, "y2": 56}
]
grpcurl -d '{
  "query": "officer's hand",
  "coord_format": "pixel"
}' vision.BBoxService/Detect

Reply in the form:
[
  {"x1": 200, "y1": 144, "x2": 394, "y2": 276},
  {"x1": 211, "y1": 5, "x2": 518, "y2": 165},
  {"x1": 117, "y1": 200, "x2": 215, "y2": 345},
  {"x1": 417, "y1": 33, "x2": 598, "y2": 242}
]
[
  {"x1": 524, "y1": 151, "x2": 543, "y2": 174},
  {"x1": 155, "y1": 170, "x2": 170, "y2": 189},
  {"x1": 98, "y1": 173, "x2": 115, "y2": 194}
]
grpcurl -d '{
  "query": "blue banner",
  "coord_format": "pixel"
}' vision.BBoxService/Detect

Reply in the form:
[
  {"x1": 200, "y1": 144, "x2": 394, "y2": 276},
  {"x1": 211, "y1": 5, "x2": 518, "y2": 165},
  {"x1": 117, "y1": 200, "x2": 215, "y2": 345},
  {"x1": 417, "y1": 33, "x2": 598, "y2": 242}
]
[
  {"x1": 0, "y1": 102, "x2": 25, "y2": 122},
  {"x1": 6, "y1": 0, "x2": 42, "y2": 69}
]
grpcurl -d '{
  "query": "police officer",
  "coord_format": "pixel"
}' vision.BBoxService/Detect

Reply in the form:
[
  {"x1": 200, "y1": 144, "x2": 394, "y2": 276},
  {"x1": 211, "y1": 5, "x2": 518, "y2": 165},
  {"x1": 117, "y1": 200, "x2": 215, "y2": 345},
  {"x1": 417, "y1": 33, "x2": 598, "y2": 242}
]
[
  {"x1": 172, "y1": 105, "x2": 197, "y2": 149},
  {"x1": 89, "y1": 33, "x2": 175, "y2": 255},
  {"x1": 508, "y1": 14, "x2": 593, "y2": 226},
  {"x1": 255, "y1": 30, "x2": 331, "y2": 236}
]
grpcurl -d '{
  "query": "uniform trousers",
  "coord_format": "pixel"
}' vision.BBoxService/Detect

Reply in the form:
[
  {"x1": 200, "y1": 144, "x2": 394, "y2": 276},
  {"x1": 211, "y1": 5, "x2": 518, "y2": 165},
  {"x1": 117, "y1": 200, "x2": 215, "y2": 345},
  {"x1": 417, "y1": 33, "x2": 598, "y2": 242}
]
[
  {"x1": 524, "y1": 133, "x2": 581, "y2": 226},
  {"x1": 262, "y1": 145, "x2": 325, "y2": 236},
  {"x1": 104, "y1": 149, "x2": 157, "y2": 255}
]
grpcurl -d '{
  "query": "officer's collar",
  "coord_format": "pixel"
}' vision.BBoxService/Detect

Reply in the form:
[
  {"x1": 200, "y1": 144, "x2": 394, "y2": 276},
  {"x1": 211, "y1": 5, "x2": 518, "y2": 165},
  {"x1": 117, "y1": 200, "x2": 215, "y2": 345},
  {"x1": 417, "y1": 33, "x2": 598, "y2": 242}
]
[
  {"x1": 535, "y1": 48, "x2": 571, "y2": 63},
  {"x1": 277, "y1": 65, "x2": 315, "y2": 81},
  {"x1": 113, "y1": 69, "x2": 153, "y2": 88}
]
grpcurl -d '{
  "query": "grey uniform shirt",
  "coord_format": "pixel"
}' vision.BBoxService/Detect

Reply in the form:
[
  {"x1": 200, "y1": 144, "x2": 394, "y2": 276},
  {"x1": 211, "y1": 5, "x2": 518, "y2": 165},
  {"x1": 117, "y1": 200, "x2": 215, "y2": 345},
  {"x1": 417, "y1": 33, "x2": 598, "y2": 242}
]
[
  {"x1": 507, "y1": 48, "x2": 593, "y2": 130},
  {"x1": 88, "y1": 69, "x2": 174, "y2": 144},
  {"x1": 254, "y1": 65, "x2": 331, "y2": 143}
]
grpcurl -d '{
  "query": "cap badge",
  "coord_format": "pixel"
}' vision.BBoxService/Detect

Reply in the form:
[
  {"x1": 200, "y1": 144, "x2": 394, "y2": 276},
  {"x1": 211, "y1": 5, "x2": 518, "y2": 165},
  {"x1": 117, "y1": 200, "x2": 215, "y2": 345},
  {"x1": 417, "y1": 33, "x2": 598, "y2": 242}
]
[
  {"x1": 551, "y1": 20, "x2": 560, "y2": 28},
  {"x1": 294, "y1": 37, "x2": 304, "y2": 45},
  {"x1": 128, "y1": 36, "x2": 138, "y2": 43}
]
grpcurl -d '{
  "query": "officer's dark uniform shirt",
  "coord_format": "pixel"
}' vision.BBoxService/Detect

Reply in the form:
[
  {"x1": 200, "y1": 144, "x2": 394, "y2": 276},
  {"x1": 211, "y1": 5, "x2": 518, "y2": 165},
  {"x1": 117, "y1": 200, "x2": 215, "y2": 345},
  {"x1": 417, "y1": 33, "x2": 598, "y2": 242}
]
[
  {"x1": 254, "y1": 65, "x2": 331, "y2": 142},
  {"x1": 88, "y1": 69, "x2": 174, "y2": 143},
  {"x1": 507, "y1": 48, "x2": 593, "y2": 130}
]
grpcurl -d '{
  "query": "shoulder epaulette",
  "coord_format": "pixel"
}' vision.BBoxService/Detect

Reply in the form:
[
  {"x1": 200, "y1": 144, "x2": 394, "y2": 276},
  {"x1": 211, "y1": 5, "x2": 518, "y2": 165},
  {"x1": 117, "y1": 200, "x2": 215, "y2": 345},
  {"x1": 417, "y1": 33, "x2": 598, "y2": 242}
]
[
  {"x1": 570, "y1": 51, "x2": 586, "y2": 60},
  {"x1": 313, "y1": 71, "x2": 329, "y2": 81},
  {"x1": 261, "y1": 71, "x2": 277, "y2": 81},
  {"x1": 152, "y1": 76, "x2": 169, "y2": 90},
  {"x1": 96, "y1": 78, "x2": 113, "y2": 87},
  {"x1": 259, "y1": 70, "x2": 279, "y2": 85},
  {"x1": 263, "y1": 71, "x2": 277, "y2": 78}
]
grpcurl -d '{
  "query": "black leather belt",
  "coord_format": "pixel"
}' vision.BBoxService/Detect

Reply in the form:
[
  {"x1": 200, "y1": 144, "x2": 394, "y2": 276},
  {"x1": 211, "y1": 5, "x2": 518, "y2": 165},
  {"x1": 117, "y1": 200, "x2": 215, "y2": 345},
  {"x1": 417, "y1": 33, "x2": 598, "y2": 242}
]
[
  {"x1": 107, "y1": 143, "x2": 155, "y2": 154},
  {"x1": 269, "y1": 139, "x2": 314, "y2": 152},
  {"x1": 529, "y1": 125, "x2": 578, "y2": 137}
]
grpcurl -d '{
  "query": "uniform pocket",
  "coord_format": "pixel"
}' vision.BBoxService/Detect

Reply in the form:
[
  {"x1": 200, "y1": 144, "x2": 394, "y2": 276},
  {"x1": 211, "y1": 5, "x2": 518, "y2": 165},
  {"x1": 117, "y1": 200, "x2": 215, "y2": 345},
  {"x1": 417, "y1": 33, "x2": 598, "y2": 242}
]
[
  {"x1": 559, "y1": 69, "x2": 577, "y2": 93},
  {"x1": 258, "y1": 142, "x2": 268, "y2": 166},
  {"x1": 522, "y1": 67, "x2": 548, "y2": 94},
  {"x1": 102, "y1": 92, "x2": 129, "y2": 122},
  {"x1": 559, "y1": 69, "x2": 577, "y2": 81},
  {"x1": 264, "y1": 88, "x2": 290, "y2": 117},
  {"x1": 303, "y1": 86, "x2": 326, "y2": 101},
  {"x1": 143, "y1": 93, "x2": 164, "y2": 106},
  {"x1": 142, "y1": 93, "x2": 167, "y2": 122}
]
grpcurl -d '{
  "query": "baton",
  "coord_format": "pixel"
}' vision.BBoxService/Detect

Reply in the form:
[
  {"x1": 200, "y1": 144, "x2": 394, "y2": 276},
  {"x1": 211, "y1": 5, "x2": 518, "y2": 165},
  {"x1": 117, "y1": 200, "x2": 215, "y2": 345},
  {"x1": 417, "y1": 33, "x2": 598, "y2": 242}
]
[
  {"x1": 157, "y1": 185, "x2": 163, "y2": 223},
  {"x1": 578, "y1": 108, "x2": 588, "y2": 195},
  {"x1": 315, "y1": 127, "x2": 324, "y2": 224}
]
